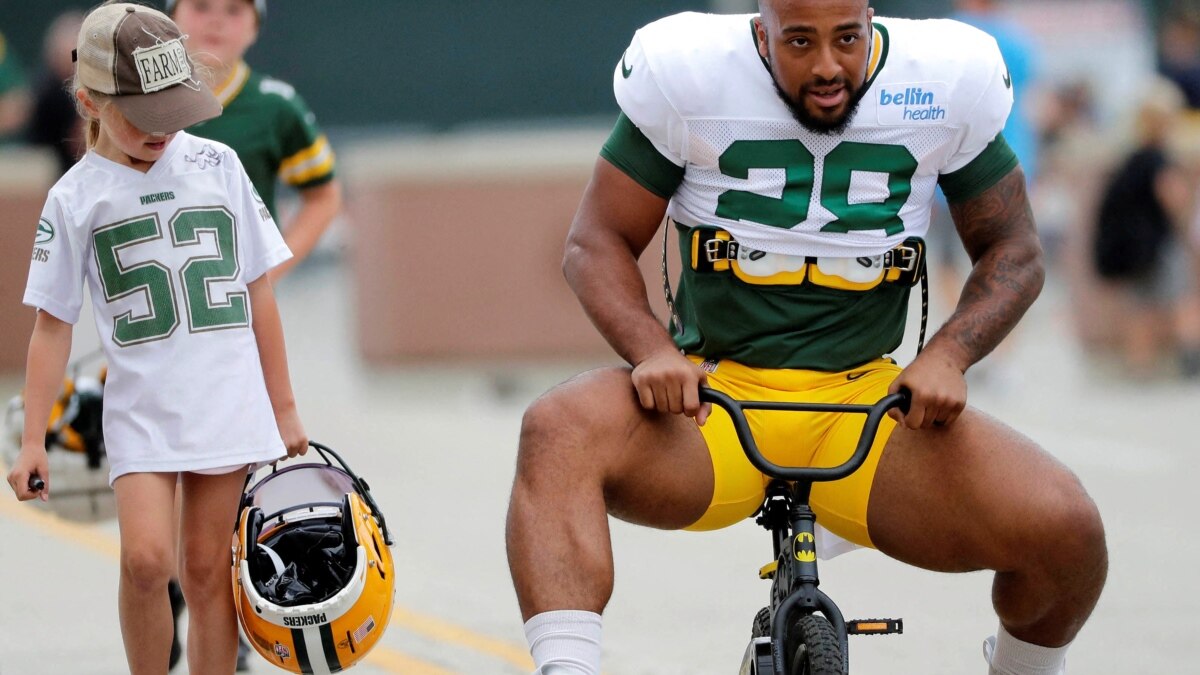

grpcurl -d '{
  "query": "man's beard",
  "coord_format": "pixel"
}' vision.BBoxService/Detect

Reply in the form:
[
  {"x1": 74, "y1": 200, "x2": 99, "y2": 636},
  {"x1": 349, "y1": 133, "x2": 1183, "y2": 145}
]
[{"x1": 772, "y1": 75, "x2": 866, "y2": 136}]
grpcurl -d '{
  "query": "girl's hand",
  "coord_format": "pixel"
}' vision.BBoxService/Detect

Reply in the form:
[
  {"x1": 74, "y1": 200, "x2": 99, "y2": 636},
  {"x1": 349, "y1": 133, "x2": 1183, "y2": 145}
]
[
  {"x1": 275, "y1": 408, "x2": 308, "y2": 459},
  {"x1": 7, "y1": 446, "x2": 49, "y2": 502}
]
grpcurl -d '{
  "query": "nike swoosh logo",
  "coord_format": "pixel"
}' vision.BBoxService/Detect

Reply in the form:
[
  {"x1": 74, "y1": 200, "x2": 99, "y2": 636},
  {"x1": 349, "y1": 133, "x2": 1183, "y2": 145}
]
[
  {"x1": 621, "y1": 51, "x2": 633, "y2": 79},
  {"x1": 846, "y1": 371, "x2": 867, "y2": 381},
  {"x1": 1003, "y1": 69, "x2": 1012, "y2": 90}
]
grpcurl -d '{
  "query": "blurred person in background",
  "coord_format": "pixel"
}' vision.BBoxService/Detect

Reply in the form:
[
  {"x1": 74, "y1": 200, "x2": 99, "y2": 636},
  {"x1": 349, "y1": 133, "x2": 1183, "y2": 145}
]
[
  {"x1": 952, "y1": 0, "x2": 1040, "y2": 184},
  {"x1": 165, "y1": 1, "x2": 342, "y2": 669},
  {"x1": 1157, "y1": 4, "x2": 1200, "y2": 109},
  {"x1": 1031, "y1": 81, "x2": 1126, "y2": 352},
  {"x1": 168, "y1": 0, "x2": 341, "y2": 283},
  {"x1": 1033, "y1": 82, "x2": 1106, "y2": 262},
  {"x1": 0, "y1": 29, "x2": 31, "y2": 140},
  {"x1": 1090, "y1": 77, "x2": 1200, "y2": 379},
  {"x1": 25, "y1": 10, "x2": 86, "y2": 176},
  {"x1": 924, "y1": 0, "x2": 1044, "y2": 391}
]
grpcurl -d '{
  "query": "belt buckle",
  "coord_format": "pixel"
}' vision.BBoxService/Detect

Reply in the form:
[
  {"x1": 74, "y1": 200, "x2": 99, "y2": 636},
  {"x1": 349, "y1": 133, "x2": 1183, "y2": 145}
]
[
  {"x1": 704, "y1": 238, "x2": 739, "y2": 263},
  {"x1": 888, "y1": 244, "x2": 918, "y2": 273}
]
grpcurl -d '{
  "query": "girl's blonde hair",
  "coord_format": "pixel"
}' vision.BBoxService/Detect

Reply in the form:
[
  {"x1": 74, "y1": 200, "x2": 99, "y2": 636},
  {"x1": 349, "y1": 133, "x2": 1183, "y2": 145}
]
[
  {"x1": 72, "y1": 0, "x2": 121, "y2": 148},
  {"x1": 70, "y1": 73, "x2": 109, "y2": 150}
]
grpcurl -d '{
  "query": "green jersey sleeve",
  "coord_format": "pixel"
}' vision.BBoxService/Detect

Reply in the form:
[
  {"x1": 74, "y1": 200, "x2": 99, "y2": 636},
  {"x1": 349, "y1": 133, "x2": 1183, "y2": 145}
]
[
  {"x1": 600, "y1": 113, "x2": 685, "y2": 199},
  {"x1": 269, "y1": 79, "x2": 335, "y2": 190},
  {"x1": 0, "y1": 33, "x2": 26, "y2": 95},
  {"x1": 938, "y1": 133, "x2": 1019, "y2": 203}
]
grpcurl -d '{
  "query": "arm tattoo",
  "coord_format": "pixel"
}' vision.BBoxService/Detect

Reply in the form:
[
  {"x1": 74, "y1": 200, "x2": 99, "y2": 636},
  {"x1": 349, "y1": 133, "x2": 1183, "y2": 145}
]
[{"x1": 939, "y1": 168, "x2": 1045, "y2": 369}]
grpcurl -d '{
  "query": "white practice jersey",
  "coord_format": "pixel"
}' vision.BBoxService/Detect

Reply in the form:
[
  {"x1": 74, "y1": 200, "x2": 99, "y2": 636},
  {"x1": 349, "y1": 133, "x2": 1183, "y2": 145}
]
[
  {"x1": 25, "y1": 132, "x2": 292, "y2": 483},
  {"x1": 614, "y1": 12, "x2": 1013, "y2": 258}
]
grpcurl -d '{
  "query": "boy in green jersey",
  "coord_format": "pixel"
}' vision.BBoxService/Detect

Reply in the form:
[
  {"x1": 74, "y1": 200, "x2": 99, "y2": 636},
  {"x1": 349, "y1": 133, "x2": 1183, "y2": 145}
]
[{"x1": 169, "y1": 0, "x2": 341, "y2": 281}]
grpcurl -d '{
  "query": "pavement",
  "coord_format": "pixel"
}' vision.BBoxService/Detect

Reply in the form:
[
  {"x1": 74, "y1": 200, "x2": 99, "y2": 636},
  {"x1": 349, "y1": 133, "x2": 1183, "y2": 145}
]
[{"x1": 1, "y1": 259, "x2": 1197, "y2": 674}]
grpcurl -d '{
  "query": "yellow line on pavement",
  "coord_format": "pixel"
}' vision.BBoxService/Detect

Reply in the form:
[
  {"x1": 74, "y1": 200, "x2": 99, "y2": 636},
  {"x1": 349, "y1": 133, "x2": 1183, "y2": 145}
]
[
  {"x1": 0, "y1": 496, "x2": 121, "y2": 558},
  {"x1": 391, "y1": 606, "x2": 535, "y2": 671},
  {"x1": 0, "y1": 497, "x2": 520, "y2": 675},
  {"x1": 365, "y1": 646, "x2": 459, "y2": 674}
]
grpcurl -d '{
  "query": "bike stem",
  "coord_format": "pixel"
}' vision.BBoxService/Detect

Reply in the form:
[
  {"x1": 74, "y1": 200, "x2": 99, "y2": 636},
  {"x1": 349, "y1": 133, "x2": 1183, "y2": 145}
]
[{"x1": 767, "y1": 482, "x2": 850, "y2": 674}]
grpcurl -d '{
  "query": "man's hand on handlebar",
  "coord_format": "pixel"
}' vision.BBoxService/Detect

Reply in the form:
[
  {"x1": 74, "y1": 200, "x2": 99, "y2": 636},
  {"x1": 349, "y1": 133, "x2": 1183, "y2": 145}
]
[
  {"x1": 631, "y1": 347, "x2": 713, "y2": 426},
  {"x1": 887, "y1": 351, "x2": 967, "y2": 430}
]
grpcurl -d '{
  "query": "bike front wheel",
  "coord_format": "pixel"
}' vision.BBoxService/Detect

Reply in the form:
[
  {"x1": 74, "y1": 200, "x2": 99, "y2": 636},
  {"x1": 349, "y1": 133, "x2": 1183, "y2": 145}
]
[{"x1": 788, "y1": 614, "x2": 843, "y2": 675}]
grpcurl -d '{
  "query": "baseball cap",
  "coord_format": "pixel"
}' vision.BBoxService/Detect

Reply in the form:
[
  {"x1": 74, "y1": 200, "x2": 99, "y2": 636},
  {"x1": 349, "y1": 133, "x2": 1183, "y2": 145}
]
[
  {"x1": 164, "y1": 0, "x2": 267, "y2": 20},
  {"x1": 75, "y1": 3, "x2": 221, "y2": 134}
]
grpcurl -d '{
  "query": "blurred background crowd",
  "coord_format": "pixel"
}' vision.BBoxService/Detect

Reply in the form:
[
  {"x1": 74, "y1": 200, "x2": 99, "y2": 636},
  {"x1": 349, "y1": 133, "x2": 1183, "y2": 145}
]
[{"x1": 3, "y1": 0, "x2": 1200, "y2": 385}]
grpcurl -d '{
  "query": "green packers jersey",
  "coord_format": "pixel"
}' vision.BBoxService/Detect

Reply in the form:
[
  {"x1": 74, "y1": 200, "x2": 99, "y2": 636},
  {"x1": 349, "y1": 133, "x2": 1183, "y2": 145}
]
[
  {"x1": 604, "y1": 13, "x2": 1018, "y2": 370},
  {"x1": 0, "y1": 32, "x2": 24, "y2": 95},
  {"x1": 189, "y1": 62, "x2": 335, "y2": 219}
]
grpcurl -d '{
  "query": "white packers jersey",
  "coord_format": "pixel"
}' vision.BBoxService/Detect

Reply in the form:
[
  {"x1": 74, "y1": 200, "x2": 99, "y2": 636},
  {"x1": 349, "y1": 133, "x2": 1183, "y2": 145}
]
[
  {"x1": 24, "y1": 132, "x2": 291, "y2": 483},
  {"x1": 614, "y1": 12, "x2": 1013, "y2": 259}
]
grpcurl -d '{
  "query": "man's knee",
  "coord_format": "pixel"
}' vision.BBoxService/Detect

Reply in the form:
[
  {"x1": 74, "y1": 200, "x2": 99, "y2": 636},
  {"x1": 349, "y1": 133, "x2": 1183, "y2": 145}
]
[
  {"x1": 520, "y1": 390, "x2": 581, "y2": 453},
  {"x1": 516, "y1": 371, "x2": 631, "y2": 481},
  {"x1": 1043, "y1": 477, "x2": 1107, "y2": 571},
  {"x1": 1008, "y1": 471, "x2": 1107, "y2": 575}
]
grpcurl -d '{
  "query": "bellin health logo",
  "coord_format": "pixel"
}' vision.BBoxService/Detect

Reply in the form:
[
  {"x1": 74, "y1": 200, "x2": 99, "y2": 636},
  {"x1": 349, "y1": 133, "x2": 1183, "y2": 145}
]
[{"x1": 878, "y1": 85, "x2": 946, "y2": 122}]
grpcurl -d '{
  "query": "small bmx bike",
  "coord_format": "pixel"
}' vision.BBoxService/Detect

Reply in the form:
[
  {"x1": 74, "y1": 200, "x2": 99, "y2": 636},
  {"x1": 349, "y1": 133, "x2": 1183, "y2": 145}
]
[{"x1": 699, "y1": 387, "x2": 909, "y2": 675}]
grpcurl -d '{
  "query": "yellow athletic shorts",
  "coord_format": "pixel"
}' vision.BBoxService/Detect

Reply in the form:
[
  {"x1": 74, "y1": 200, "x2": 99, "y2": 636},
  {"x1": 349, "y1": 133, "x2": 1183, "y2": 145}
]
[{"x1": 685, "y1": 356, "x2": 901, "y2": 549}]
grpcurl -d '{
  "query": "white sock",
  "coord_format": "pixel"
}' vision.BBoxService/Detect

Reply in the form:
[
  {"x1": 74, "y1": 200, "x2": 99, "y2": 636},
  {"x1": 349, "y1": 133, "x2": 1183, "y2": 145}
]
[
  {"x1": 524, "y1": 610, "x2": 602, "y2": 675},
  {"x1": 983, "y1": 623, "x2": 1070, "y2": 675}
]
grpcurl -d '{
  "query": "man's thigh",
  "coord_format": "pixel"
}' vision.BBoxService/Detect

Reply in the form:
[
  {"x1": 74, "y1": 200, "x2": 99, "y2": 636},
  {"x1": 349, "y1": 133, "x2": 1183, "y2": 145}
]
[
  {"x1": 867, "y1": 408, "x2": 1091, "y2": 572},
  {"x1": 524, "y1": 367, "x2": 716, "y2": 531}
]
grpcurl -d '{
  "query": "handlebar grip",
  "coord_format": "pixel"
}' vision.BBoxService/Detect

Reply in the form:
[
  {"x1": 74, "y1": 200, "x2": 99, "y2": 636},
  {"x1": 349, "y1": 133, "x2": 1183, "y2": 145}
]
[{"x1": 28, "y1": 475, "x2": 45, "y2": 493}]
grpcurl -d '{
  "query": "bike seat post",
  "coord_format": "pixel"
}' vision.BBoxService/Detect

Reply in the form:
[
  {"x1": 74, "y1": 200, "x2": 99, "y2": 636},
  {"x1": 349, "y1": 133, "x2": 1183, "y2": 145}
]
[
  {"x1": 789, "y1": 480, "x2": 814, "y2": 510},
  {"x1": 758, "y1": 480, "x2": 794, "y2": 560},
  {"x1": 788, "y1": 485, "x2": 820, "y2": 589}
]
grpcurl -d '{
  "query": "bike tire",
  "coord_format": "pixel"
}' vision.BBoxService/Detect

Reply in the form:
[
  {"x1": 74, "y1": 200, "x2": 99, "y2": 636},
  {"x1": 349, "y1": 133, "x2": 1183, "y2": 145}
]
[
  {"x1": 788, "y1": 614, "x2": 844, "y2": 675},
  {"x1": 752, "y1": 606, "x2": 771, "y2": 638}
]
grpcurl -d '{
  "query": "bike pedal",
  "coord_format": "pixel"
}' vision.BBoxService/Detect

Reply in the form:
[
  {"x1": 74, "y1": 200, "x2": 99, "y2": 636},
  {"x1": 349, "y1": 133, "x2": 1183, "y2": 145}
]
[{"x1": 846, "y1": 618, "x2": 903, "y2": 636}]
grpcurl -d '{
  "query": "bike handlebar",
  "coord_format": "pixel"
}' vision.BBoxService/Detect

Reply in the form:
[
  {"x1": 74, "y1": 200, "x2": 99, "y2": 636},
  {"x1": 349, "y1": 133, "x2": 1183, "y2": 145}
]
[{"x1": 698, "y1": 387, "x2": 911, "y2": 483}]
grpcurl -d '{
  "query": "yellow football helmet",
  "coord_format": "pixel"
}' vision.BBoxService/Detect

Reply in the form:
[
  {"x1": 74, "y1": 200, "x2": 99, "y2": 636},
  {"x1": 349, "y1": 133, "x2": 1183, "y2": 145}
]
[
  {"x1": 4, "y1": 364, "x2": 106, "y2": 469},
  {"x1": 232, "y1": 441, "x2": 395, "y2": 673}
]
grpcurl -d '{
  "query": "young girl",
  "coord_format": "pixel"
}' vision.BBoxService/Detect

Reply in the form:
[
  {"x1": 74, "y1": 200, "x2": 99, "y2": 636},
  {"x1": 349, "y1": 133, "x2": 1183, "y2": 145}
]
[{"x1": 5, "y1": 4, "x2": 307, "y2": 673}]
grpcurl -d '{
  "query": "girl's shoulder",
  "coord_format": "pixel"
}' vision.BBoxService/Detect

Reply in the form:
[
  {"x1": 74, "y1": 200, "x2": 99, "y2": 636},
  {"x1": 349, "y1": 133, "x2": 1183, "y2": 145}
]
[
  {"x1": 45, "y1": 157, "x2": 106, "y2": 215},
  {"x1": 170, "y1": 131, "x2": 246, "y2": 177},
  {"x1": 175, "y1": 131, "x2": 236, "y2": 159}
]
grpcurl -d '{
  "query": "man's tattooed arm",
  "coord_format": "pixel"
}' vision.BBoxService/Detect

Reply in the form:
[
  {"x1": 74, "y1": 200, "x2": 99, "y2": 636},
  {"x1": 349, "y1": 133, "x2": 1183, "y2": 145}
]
[{"x1": 932, "y1": 167, "x2": 1045, "y2": 371}]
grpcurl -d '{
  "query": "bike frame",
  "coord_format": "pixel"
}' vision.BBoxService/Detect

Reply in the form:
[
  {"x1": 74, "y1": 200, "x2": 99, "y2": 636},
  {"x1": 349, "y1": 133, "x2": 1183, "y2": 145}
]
[{"x1": 700, "y1": 388, "x2": 908, "y2": 675}]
